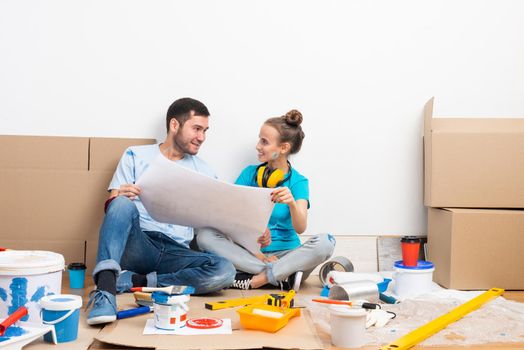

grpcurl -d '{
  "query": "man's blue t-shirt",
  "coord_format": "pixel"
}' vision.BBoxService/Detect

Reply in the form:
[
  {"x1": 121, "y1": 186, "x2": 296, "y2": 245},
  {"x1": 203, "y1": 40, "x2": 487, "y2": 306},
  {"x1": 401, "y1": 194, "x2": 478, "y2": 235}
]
[
  {"x1": 235, "y1": 165, "x2": 309, "y2": 252},
  {"x1": 108, "y1": 143, "x2": 216, "y2": 247}
]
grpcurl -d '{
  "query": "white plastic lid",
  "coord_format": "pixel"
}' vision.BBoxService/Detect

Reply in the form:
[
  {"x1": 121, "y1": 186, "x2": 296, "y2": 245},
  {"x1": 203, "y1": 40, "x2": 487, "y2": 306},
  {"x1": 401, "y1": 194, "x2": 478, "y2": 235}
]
[
  {"x1": 152, "y1": 292, "x2": 190, "y2": 305},
  {"x1": 329, "y1": 305, "x2": 367, "y2": 317},
  {"x1": 40, "y1": 294, "x2": 82, "y2": 310},
  {"x1": 0, "y1": 251, "x2": 65, "y2": 275}
]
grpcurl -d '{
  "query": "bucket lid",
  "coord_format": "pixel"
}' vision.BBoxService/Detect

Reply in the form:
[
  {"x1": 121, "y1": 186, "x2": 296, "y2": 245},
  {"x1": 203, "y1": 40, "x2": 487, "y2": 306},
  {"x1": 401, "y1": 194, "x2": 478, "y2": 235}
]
[
  {"x1": 394, "y1": 260, "x2": 434, "y2": 270},
  {"x1": 0, "y1": 251, "x2": 65, "y2": 275},
  {"x1": 152, "y1": 291, "x2": 190, "y2": 304},
  {"x1": 401, "y1": 236, "x2": 420, "y2": 243},
  {"x1": 68, "y1": 262, "x2": 86, "y2": 270},
  {"x1": 329, "y1": 305, "x2": 367, "y2": 317},
  {"x1": 40, "y1": 294, "x2": 82, "y2": 310}
]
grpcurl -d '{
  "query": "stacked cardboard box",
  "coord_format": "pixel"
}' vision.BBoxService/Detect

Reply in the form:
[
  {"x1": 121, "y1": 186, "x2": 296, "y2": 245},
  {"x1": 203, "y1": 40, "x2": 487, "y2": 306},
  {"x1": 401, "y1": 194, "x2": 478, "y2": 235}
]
[
  {"x1": 424, "y1": 98, "x2": 524, "y2": 289},
  {"x1": 0, "y1": 135, "x2": 156, "y2": 272}
]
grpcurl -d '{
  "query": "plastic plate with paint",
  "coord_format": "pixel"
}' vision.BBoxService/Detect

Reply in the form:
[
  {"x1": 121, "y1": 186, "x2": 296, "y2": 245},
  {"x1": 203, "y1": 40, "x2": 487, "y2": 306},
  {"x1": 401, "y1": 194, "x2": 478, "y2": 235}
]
[{"x1": 0, "y1": 321, "x2": 56, "y2": 350}]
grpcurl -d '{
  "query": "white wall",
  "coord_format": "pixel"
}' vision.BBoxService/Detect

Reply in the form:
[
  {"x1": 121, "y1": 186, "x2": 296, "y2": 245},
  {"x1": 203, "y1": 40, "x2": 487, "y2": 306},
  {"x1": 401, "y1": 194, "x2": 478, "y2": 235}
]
[{"x1": 1, "y1": 0, "x2": 524, "y2": 237}]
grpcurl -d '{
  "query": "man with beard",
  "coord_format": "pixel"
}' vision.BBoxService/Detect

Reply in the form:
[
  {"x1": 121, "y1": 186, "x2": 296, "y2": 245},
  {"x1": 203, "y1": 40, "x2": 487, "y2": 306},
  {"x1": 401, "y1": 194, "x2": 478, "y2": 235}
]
[{"x1": 86, "y1": 98, "x2": 236, "y2": 325}]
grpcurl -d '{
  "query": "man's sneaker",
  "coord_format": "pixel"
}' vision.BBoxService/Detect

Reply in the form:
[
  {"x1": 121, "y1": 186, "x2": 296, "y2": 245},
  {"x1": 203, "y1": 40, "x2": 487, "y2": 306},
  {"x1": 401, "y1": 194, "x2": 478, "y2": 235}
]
[
  {"x1": 116, "y1": 270, "x2": 134, "y2": 294},
  {"x1": 230, "y1": 272, "x2": 253, "y2": 290},
  {"x1": 86, "y1": 289, "x2": 117, "y2": 325}
]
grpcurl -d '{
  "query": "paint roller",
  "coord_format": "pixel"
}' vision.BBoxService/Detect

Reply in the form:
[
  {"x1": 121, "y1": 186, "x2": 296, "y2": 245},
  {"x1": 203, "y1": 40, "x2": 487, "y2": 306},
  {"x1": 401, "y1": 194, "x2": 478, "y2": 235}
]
[
  {"x1": 0, "y1": 306, "x2": 28, "y2": 336},
  {"x1": 326, "y1": 271, "x2": 384, "y2": 288}
]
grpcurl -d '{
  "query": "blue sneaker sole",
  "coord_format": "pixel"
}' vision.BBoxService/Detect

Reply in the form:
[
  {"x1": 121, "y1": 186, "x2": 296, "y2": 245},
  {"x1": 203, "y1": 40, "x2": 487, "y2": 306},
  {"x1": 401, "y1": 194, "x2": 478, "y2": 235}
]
[{"x1": 87, "y1": 314, "x2": 117, "y2": 325}]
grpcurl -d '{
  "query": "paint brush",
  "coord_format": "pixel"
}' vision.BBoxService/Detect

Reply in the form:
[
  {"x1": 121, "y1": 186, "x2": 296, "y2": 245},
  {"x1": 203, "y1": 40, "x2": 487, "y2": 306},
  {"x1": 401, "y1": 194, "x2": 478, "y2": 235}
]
[
  {"x1": 133, "y1": 291, "x2": 153, "y2": 307},
  {"x1": 0, "y1": 306, "x2": 28, "y2": 336},
  {"x1": 312, "y1": 299, "x2": 353, "y2": 306},
  {"x1": 312, "y1": 299, "x2": 380, "y2": 310},
  {"x1": 130, "y1": 285, "x2": 195, "y2": 295}
]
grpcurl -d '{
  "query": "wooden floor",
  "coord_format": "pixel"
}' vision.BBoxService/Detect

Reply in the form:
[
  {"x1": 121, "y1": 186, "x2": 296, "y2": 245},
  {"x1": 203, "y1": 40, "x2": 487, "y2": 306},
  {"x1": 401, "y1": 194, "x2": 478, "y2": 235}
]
[{"x1": 48, "y1": 277, "x2": 524, "y2": 350}]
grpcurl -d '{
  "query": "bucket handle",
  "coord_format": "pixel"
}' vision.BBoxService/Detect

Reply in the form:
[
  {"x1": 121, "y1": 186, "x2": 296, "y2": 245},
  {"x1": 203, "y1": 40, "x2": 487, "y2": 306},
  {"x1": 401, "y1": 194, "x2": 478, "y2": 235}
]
[{"x1": 41, "y1": 309, "x2": 76, "y2": 325}]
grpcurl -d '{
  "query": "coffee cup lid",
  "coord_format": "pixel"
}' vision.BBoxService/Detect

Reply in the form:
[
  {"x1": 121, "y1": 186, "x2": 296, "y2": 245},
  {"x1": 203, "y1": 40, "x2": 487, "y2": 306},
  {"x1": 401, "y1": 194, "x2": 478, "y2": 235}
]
[
  {"x1": 401, "y1": 236, "x2": 420, "y2": 243},
  {"x1": 68, "y1": 262, "x2": 87, "y2": 270}
]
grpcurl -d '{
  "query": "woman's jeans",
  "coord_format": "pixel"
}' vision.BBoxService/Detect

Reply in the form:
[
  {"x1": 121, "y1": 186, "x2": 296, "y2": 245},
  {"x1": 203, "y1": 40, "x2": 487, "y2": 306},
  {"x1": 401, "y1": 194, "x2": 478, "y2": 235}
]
[{"x1": 196, "y1": 227, "x2": 335, "y2": 286}]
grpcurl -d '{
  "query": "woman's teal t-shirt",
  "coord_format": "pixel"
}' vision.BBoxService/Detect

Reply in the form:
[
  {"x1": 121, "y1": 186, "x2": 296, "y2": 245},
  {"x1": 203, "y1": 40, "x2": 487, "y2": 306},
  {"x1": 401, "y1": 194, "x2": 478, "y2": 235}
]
[{"x1": 235, "y1": 165, "x2": 310, "y2": 252}]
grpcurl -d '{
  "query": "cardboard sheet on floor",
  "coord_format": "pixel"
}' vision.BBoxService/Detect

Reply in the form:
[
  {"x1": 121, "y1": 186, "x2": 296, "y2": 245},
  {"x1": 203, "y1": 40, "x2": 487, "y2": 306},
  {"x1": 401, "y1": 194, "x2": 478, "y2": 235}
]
[{"x1": 95, "y1": 292, "x2": 323, "y2": 350}]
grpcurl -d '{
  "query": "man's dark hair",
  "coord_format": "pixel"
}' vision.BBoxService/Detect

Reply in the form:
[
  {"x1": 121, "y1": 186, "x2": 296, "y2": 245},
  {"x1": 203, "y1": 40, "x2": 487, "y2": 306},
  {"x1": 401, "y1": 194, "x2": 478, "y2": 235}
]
[{"x1": 166, "y1": 97, "x2": 210, "y2": 132}]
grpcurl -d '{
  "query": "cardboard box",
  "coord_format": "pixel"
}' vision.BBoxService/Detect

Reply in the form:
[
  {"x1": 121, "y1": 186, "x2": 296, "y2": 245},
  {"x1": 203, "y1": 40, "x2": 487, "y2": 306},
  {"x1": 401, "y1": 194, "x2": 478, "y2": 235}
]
[
  {"x1": 428, "y1": 207, "x2": 524, "y2": 290},
  {"x1": 0, "y1": 135, "x2": 89, "y2": 170},
  {"x1": 424, "y1": 98, "x2": 524, "y2": 208},
  {"x1": 0, "y1": 135, "x2": 156, "y2": 271}
]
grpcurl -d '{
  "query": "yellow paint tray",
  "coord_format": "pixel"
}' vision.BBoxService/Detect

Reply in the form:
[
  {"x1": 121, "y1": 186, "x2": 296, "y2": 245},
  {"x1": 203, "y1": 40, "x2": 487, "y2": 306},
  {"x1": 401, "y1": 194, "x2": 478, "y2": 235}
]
[{"x1": 237, "y1": 304, "x2": 300, "y2": 333}]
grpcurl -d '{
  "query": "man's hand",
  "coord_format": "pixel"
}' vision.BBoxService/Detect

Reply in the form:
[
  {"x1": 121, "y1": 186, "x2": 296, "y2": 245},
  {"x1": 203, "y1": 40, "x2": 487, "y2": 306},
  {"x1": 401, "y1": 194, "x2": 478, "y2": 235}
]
[
  {"x1": 271, "y1": 187, "x2": 295, "y2": 205},
  {"x1": 257, "y1": 228, "x2": 272, "y2": 248},
  {"x1": 117, "y1": 184, "x2": 141, "y2": 200}
]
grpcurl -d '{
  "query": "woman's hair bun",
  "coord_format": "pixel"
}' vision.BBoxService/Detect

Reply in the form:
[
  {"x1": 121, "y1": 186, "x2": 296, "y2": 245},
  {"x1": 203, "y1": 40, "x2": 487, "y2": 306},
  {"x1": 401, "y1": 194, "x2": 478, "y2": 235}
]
[{"x1": 283, "y1": 109, "x2": 303, "y2": 127}]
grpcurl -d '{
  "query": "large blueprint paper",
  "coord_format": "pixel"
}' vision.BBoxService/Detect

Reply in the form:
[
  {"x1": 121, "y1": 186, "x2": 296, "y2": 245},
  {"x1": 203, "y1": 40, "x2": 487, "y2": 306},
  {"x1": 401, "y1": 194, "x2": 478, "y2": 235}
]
[{"x1": 136, "y1": 155, "x2": 274, "y2": 254}]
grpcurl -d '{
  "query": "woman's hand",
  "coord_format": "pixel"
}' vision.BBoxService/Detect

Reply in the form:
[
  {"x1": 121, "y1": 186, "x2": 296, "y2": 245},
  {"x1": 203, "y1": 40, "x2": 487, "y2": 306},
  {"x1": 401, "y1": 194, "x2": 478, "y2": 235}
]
[
  {"x1": 271, "y1": 187, "x2": 295, "y2": 205},
  {"x1": 257, "y1": 228, "x2": 272, "y2": 248},
  {"x1": 255, "y1": 253, "x2": 278, "y2": 263},
  {"x1": 117, "y1": 184, "x2": 141, "y2": 200}
]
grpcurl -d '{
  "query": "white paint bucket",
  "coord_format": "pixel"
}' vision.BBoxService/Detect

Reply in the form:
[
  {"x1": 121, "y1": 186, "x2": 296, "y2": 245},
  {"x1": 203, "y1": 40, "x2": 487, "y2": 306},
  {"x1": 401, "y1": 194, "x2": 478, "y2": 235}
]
[
  {"x1": 329, "y1": 305, "x2": 367, "y2": 348},
  {"x1": 0, "y1": 251, "x2": 64, "y2": 323},
  {"x1": 393, "y1": 260, "x2": 435, "y2": 299},
  {"x1": 151, "y1": 292, "x2": 190, "y2": 330}
]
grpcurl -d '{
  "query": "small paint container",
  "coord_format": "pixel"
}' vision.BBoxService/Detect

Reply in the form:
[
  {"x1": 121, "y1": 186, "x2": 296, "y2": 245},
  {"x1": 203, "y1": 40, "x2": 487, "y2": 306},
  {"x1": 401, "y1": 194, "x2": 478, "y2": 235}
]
[
  {"x1": 400, "y1": 236, "x2": 421, "y2": 267},
  {"x1": 67, "y1": 263, "x2": 86, "y2": 289},
  {"x1": 39, "y1": 294, "x2": 82, "y2": 343},
  {"x1": 329, "y1": 305, "x2": 367, "y2": 348},
  {"x1": 151, "y1": 292, "x2": 190, "y2": 330},
  {"x1": 393, "y1": 260, "x2": 435, "y2": 299}
]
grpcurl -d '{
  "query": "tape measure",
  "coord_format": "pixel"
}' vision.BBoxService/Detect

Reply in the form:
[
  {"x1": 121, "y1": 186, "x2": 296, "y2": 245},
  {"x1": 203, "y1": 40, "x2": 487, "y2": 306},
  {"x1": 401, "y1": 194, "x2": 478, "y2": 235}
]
[
  {"x1": 318, "y1": 256, "x2": 354, "y2": 286},
  {"x1": 267, "y1": 290, "x2": 295, "y2": 308},
  {"x1": 380, "y1": 287, "x2": 504, "y2": 350}
]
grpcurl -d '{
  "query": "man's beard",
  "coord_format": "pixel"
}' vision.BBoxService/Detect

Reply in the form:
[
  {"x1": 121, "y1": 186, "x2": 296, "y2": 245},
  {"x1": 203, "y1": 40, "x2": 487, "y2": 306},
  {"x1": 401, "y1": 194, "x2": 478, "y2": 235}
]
[{"x1": 173, "y1": 134, "x2": 197, "y2": 155}]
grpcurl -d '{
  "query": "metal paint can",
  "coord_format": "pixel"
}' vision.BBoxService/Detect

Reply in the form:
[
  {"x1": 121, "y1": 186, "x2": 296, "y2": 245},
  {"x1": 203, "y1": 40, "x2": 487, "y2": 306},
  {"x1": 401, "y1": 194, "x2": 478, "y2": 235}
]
[{"x1": 151, "y1": 292, "x2": 190, "y2": 330}]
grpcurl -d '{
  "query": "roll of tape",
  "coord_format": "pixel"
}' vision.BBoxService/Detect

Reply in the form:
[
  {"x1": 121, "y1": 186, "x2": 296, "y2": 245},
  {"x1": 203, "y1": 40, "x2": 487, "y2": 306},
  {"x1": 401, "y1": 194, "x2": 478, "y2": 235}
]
[{"x1": 319, "y1": 256, "x2": 354, "y2": 286}]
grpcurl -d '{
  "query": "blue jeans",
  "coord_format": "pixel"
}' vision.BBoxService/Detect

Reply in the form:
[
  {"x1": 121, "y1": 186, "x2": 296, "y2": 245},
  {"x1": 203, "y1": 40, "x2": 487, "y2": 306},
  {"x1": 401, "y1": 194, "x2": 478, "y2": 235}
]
[{"x1": 93, "y1": 197, "x2": 235, "y2": 295}]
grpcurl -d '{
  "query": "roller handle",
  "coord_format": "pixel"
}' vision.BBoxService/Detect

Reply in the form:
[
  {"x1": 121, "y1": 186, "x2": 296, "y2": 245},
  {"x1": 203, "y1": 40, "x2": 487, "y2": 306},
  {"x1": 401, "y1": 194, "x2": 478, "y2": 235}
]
[
  {"x1": 379, "y1": 292, "x2": 400, "y2": 304},
  {"x1": 116, "y1": 306, "x2": 152, "y2": 319},
  {"x1": 0, "y1": 306, "x2": 28, "y2": 336}
]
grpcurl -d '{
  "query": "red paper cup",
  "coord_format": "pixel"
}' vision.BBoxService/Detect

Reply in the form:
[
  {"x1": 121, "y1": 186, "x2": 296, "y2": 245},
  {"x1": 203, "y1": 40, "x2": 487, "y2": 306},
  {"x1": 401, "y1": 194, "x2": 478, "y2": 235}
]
[{"x1": 401, "y1": 236, "x2": 420, "y2": 267}]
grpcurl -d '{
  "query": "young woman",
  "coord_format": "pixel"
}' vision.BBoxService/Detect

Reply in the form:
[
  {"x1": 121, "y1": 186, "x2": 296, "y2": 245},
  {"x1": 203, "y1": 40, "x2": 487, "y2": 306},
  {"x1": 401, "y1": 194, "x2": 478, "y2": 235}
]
[{"x1": 196, "y1": 109, "x2": 335, "y2": 290}]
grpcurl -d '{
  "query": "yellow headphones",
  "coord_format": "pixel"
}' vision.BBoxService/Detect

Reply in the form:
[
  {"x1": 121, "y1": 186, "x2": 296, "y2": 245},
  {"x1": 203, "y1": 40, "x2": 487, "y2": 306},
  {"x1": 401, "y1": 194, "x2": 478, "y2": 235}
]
[{"x1": 255, "y1": 162, "x2": 291, "y2": 188}]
